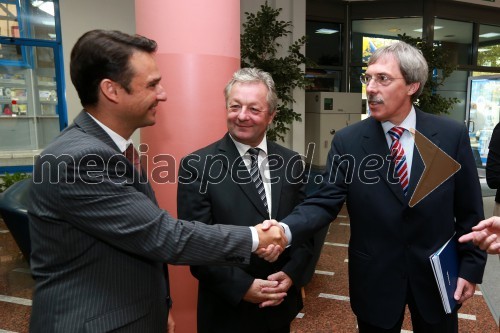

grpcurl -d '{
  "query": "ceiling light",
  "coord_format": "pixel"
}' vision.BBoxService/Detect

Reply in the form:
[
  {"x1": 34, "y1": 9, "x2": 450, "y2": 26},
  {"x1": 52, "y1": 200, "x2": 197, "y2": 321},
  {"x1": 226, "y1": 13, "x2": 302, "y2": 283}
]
[
  {"x1": 479, "y1": 32, "x2": 500, "y2": 38},
  {"x1": 315, "y1": 28, "x2": 338, "y2": 34},
  {"x1": 478, "y1": 48, "x2": 491, "y2": 52},
  {"x1": 413, "y1": 26, "x2": 443, "y2": 33}
]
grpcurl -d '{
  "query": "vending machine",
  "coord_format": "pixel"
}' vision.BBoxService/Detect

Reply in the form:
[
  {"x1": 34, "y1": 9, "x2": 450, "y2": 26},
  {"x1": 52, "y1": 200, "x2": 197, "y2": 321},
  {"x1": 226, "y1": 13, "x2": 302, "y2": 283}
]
[{"x1": 305, "y1": 92, "x2": 363, "y2": 168}]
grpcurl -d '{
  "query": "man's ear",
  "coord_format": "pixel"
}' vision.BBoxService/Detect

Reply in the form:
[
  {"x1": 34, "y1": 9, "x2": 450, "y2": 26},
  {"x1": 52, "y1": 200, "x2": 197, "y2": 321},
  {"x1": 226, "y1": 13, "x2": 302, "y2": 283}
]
[
  {"x1": 408, "y1": 82, "x2": 420, "y2": 96},
  {"x1": 100, "y1": 79, "x2": 120, "y2": 103}
]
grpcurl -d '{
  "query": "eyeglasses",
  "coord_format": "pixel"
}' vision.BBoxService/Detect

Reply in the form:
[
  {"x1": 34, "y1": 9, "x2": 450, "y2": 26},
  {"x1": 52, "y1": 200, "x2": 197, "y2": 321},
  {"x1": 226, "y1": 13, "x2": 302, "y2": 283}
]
[{"x1": 359, "y1": 73, "x2": 405, "y2": 86}]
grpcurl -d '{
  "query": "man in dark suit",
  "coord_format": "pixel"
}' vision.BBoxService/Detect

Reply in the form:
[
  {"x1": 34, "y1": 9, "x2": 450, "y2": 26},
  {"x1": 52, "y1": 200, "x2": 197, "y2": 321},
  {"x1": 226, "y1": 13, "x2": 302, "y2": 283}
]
[
  {"x1": 27, "y1": 30, "x2": 286, "y2": 333},
  {"x1": 277, "y1": 42, "x2": 487, "y2": 332},
  {"x1": 177, "y1": 68, "x2": 313, "y2": 333}
]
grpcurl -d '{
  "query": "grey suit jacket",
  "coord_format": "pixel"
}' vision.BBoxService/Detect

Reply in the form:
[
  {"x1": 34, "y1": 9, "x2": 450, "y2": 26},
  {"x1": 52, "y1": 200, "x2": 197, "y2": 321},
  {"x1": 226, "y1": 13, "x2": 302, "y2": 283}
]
[{"x1": 28, "y1": 111, "x2": 253, "y2": 333}]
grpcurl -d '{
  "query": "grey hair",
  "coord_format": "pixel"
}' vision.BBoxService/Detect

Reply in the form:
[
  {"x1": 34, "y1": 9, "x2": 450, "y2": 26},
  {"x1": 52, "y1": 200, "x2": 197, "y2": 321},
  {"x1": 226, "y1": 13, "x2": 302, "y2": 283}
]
[
  {"x1": 224, "y1": 67, "x2": 278, "y2": 114},
  {"x1": 368, "y1": 41, "x2": 428, "y2": 102}
]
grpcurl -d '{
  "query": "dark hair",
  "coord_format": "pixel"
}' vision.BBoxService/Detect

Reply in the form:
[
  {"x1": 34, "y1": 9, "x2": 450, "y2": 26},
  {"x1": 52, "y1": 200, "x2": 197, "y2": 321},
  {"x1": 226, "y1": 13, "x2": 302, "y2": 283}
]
[{"x1": 70, "y1": 29, "x2": 157, "y2": 107}]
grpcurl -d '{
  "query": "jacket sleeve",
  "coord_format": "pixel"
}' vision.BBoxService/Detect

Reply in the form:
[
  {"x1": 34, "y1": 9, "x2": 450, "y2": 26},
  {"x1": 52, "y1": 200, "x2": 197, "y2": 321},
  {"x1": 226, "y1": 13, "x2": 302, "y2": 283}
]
[
  {"x1": 278, "y1": 154, "x2": 314, "y2": 287},
  {"x1": 454, "y1": 126, "x2": 487, "y2": 283},
  {"x1": 177, "y1": 155, "x2": 255, "y2": 306},
  {"x1": 486, "y1": 123, "x2": 500, "y2": 190}
]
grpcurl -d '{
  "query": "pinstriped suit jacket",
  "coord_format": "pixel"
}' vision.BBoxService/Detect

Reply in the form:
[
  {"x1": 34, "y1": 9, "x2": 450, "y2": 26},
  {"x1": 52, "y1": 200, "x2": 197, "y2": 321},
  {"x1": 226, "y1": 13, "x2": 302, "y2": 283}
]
[{"x1": 28, "y1": 111, "x2": 254, "y2": 333}]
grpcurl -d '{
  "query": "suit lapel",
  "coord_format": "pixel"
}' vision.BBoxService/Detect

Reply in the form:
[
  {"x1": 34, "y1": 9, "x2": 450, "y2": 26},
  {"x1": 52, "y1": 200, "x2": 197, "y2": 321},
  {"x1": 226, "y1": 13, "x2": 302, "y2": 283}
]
[
  {"x1": 268, "y1": 142, "x2": 283, "y2": 219},
  {"x1": 220, "y1": 134, "x2": 270, "y2": 218},
  {"x1": 73, "y1": 111, "x2": 121, "y2": 153},
  {"x1": 361, "y1": 117, "x2": 406, "y2": 204},
  {"x1": 410, "y1": 109, "x2": 439, "y2": 198},
  {"x1": 73, "y1": 111, "x2": 156, "y2": 200}
]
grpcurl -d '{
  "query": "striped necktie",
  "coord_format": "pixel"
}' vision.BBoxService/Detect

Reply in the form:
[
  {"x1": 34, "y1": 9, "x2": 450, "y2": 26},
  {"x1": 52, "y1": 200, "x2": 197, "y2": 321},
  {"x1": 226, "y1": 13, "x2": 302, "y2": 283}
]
[
  {"x1": 248, "y1": 147, "x2": 269, "y2": 213},
  {"x1": 388, "y1": 127, "x2": 409, "y2": 196}
]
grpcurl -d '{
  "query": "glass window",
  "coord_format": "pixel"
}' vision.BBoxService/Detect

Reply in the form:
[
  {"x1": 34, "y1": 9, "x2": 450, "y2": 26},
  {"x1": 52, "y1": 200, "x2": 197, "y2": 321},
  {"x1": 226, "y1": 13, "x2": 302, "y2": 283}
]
[
  {"x1": 0, "y1": 44, "x2": 59, "y2": 150},
  {"x1": 478, "y1": 24, "x2": 500, "y2": 68},
  {"x1": 26, "y1": 1, "x2": 57, "y2": 41},
  {"x1": 434, "y1": 19, "x2": 473, "y2": 66},
  {"x1": 0, "y1": 1, "x2": 20, "y2": 38},
  {"x1": 306, "y1": 21, "x2": 342, "y2": 67},
  {"x1": 0, "y1": 0, "x2": 62, "y2": 171},
  {"x1": 351, "y1": 18, "x2": 422, "y2": 64},
  {"x1": 0, "y1": 1, "x2": 56, "y2": 41}
]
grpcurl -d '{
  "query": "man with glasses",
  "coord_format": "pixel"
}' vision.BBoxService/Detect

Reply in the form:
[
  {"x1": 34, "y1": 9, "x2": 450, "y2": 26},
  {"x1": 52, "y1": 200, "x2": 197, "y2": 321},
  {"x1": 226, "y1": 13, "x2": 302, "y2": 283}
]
[
  {"x1": 276, "y1": 41, "x2": 486, "y2": 332},
  {"x1": 177, "y1": 67, "x2": 313, "y2": 333}
]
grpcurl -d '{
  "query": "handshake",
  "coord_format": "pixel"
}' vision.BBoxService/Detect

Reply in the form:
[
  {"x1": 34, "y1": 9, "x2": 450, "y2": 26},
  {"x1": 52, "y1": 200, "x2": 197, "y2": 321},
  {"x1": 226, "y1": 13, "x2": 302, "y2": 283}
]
[{"x1": 254, "y1": 219, "x2": 289, "y2": 262}]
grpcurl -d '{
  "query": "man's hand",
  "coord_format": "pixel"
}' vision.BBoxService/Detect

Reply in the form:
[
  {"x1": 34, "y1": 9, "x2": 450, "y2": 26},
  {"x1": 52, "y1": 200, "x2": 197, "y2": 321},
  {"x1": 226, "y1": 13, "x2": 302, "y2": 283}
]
[
  {"x1": 243, "y1": 278, "x2": 287, "y2": 307},
  {"x1": 167, "y1": 311, "x2": 175, "y2": 332},
  {"x1": 459, "y1": 217, "x2": 500, "y2": 254},
  {"x1": 453, "y1": 277, "x2": 475, "y2": 304},
  {"x1": 259, "y1": 271, "x2": 293, "y2": 308},
  {"x1": 254, "y1": 220, "x2": 287, "y2": 262}
]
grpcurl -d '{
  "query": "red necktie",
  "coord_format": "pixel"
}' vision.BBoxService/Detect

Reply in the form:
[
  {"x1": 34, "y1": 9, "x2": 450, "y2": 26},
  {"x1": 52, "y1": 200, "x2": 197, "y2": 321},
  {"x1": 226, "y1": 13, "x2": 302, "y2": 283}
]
[
  {"x1": 124, "y1": 144, "x2": 141, "y2": 176},
  {"x1": 388, "y1": 127, "x2": 409, "y2": 196}
]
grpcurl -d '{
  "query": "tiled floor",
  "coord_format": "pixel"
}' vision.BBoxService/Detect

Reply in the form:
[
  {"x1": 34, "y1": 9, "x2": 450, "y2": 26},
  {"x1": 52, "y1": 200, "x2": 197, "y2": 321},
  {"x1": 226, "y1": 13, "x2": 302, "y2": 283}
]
[
  {"x1": 0, "y1": 218, "x2": 33, "y2": 333},
  {"x1": 0, "y1": 206, "x2": 499, "y2": 333}
]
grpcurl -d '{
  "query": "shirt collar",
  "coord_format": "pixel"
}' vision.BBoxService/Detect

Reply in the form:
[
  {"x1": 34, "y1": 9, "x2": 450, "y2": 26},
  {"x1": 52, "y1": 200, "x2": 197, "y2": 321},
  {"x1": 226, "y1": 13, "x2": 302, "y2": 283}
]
[
  {"x1": 381, "y1": 106, "x2": 416, "y2": 135},
  {"x1": 228, "y1": 133, "x2": 268, "y2": 157},
  {"x1": 86, "y1": 111, "x2": 133, "y2": 153}
]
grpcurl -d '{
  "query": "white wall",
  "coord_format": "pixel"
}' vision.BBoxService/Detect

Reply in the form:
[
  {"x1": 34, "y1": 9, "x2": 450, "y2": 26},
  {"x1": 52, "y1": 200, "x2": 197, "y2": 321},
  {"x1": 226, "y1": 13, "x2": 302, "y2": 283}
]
[
  {"x1": 241, "y1": 0, "x2": 306, "y2": 154},
  {"x1": 59, "y1": 0, "x2": 137, "y2": 139}
]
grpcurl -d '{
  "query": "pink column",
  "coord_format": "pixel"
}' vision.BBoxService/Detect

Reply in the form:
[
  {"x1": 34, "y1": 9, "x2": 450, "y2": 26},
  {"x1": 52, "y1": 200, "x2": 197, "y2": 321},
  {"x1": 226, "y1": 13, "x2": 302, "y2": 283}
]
[{"x1": 135, "y1": 1, "x2": 240, "y2": 332}]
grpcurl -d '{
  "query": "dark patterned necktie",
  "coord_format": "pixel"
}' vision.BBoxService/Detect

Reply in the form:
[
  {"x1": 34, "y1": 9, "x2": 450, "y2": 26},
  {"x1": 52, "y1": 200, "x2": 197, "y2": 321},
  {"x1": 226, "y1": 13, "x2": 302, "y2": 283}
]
[
  {"x1": 248, "y1": 147, "x2": 268, "y2": 213},
  {"x1": 124, "y1": 144, "x2": 141, "y2": 176},
  {"x1": 388, "y1": 127, "x2": 409, "y2": 196}
]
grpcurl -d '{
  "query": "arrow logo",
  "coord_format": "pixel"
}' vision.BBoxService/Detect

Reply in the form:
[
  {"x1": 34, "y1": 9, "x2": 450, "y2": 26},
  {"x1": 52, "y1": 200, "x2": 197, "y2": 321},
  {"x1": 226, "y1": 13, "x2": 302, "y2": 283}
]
[{"x1": 408, "y1": 128, "x2": 461, "y2": 207}]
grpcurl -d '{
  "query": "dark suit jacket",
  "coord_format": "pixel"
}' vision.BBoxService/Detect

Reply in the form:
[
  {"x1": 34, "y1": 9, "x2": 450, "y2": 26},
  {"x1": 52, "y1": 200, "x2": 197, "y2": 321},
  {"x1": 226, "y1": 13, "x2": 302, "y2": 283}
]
[
  {"x1": 28, "y1": 111, "x2": 254, "y2": 333},
  {"x1": 177, "y1": 133, "x2": 313, "y2": 333},
  {"x1": 486, "y1": 122, "x2": 500, "y2": 202},
  {"x1": 283, "y1": 109, "x2": 487, "y2": 329}
]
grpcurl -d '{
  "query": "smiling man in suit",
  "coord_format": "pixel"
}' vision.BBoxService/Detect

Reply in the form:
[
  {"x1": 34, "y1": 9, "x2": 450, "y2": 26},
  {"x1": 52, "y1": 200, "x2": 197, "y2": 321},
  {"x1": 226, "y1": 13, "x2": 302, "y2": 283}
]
[
  {"x1": 276, "y1": 41, "x2": 487, "y2": 333},
  {"x1": 27, "y1": 30, "x2": 286, "y2": 333},
  {"x1": 177, "y1": 68, "x2": 313, "y2": 333}
]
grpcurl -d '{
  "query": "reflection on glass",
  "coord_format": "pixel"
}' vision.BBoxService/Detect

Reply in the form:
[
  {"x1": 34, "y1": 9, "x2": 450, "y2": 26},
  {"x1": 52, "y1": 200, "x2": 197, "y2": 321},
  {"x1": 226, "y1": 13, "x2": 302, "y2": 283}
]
[
  {"x1": 466, "y1": 75, "x2": 500, "y2": 167},
  {"x1": 0, "y1": 3, "x2": 19, "y2": 38},
  {"x1": 0, "y1": 44, "x2": 59, "y2": 150},
  {"x1": 478, "y1": 24, "x2": 500, "y2": 68},
  {"x1": 351, "y1": 18, "x2": 422, "y2": 64},
  {"x1": 306, "y1": 21, "x2": 342, "y2": 67},
  {"x1": 434, "y1": 19, "x2": 473, "y2": 66},
  {"x1": 29, "y1": 1, "x2": 56, "y2": 40}
]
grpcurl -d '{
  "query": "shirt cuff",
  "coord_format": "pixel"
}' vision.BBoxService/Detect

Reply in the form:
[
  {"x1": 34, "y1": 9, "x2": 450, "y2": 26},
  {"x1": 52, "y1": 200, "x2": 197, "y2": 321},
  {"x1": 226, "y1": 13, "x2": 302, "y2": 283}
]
[
  {"x1": 280, "y1": 222, "x2": 292, "y2": 246},
  {"x1": 249, "y1": 226, "x2": 259, "y2": 252}
]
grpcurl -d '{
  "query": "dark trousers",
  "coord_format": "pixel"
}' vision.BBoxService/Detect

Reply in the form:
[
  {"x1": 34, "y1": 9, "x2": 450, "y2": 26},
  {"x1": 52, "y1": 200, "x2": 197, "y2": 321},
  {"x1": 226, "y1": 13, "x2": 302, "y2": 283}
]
[
  {"x1": 267, "y1": 324, "x2": 291, "y2": 333},
  {"x1": 357, "y1": 286, "x2": 458, "y2": 333}
]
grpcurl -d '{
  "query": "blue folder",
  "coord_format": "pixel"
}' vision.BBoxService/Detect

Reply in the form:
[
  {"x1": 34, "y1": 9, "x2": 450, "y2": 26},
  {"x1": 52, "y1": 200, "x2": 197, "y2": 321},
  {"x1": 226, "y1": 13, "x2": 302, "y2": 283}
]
[{"x1": 429, "y1": 232, "x2": 458, "y2": 314}]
